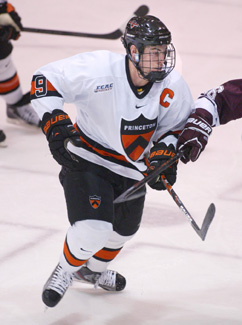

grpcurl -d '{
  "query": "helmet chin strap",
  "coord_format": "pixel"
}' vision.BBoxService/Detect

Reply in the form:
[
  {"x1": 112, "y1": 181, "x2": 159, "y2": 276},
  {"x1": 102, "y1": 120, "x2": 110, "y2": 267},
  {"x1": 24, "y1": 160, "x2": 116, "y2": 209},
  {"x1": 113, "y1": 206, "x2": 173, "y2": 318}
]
[{"x1": 138, "y1": 69, "x2": 164, "y2": 83}]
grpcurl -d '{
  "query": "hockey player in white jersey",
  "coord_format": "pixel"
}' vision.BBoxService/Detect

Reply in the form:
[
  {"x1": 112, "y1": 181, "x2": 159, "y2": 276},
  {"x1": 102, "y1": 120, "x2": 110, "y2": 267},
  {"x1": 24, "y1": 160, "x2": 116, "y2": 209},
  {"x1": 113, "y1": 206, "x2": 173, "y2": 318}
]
[{"x1": 31, "y1": 15, "x2": 194, "y2": 307}]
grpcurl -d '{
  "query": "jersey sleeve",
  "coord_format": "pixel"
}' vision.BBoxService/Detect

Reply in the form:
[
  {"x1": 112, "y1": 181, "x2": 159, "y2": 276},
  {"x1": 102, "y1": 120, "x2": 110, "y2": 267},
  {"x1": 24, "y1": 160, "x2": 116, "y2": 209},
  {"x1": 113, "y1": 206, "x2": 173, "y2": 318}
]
[
  {"x1": 194, "y1": 79, "x2": 242, "y2": 126},
  {"x1": 30, "y1": 54, "x2": 86, "y2": 120},
  {"x1": 30, "y1": 73, "x2": 65, "y2": 119}
]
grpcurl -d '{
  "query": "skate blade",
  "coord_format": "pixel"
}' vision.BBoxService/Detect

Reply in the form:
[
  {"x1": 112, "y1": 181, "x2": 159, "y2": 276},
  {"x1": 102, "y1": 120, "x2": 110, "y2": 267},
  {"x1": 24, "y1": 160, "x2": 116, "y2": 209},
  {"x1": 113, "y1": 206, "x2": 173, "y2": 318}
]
[{"x1": 0, "y1": 142, "x2": 7, "y2": 148}]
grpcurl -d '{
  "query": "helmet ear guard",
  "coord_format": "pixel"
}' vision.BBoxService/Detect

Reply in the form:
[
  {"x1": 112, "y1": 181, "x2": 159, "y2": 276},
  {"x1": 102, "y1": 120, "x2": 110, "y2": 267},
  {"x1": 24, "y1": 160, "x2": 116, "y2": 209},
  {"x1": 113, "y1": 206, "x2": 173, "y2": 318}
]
[
  {"x1": 122, "y1": 36, "x2": 141, "y2": 64},
  {"x1": 134, "y1": 53, "x2": 139, "y2": 62}
]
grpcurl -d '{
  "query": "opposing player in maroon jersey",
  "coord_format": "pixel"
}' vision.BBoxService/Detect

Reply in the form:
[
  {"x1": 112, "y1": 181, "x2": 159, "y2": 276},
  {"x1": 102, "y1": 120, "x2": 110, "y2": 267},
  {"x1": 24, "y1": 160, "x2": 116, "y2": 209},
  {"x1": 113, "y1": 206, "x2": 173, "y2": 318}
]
[{"x1": 177, "y1": 79, "x2": 242, "y2": 163}]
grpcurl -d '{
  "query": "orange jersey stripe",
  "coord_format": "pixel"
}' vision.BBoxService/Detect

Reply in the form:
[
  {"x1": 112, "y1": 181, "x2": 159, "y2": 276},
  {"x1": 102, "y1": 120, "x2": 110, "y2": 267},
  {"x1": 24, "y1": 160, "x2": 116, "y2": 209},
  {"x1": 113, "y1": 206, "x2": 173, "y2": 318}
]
[
  {"x1": 73, "y1": 123, "x2": 130, "y2": 164},
  {"x1": 63, "y1": 239, "x2": 88, "y2": 267},
  {"x1": 0, "y1": 74, "x2": 20, "y2": 94},
  {"x1": 30, "y1": 81, "x2": 37, "y2": 95},
  {"x1": 82, "y1": 136, "x2": 129, "y2": 162},
  {"x1": 6, "y1": 3, "x2": 15, "y2": 13},
  {"x1": 94, "y1": 248, "x2": 122, "y2": 261}
]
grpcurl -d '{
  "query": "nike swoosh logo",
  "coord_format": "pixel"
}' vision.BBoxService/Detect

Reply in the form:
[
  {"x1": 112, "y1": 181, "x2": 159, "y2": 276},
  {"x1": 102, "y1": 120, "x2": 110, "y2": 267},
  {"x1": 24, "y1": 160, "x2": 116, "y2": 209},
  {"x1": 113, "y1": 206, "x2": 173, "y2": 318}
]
[{"x1": 135, "y1": 104, "x2": 146, "y2": 109}]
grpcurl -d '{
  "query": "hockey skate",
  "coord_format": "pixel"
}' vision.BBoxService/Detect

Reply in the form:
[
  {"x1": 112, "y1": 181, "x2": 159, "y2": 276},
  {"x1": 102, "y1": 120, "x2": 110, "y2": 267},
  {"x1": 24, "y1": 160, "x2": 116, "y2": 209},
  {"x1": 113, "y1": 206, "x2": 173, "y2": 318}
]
[
  {"x1": 6, "y1": 92, "x2": 40, "y2": 127},
  {"x1": 74, "y1": 266, "x2": 126, "y2": 291},
  {"x1": 42, "y1": 264, "x2": 73, "y2": 308}
]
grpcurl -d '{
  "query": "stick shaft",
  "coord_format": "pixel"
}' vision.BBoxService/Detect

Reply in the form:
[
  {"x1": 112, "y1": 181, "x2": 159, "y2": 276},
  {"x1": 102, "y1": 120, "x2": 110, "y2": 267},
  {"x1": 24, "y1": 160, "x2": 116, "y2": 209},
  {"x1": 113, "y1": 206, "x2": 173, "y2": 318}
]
[
  {"x1": 161, "y1": 176, "x2": 202, "y2": 235},
  {"x1": 22, "y1": 27, "x2": 122, "y2": 39},
  {"x1": 161, "y1": 176, "x2": 215, "y2": 241},
  {"x1": 22, "y1": 5, "x2": 149, "y2": 40},
  {"x1": 113, "y1": 150, "x2": 185, "y2": 204}
]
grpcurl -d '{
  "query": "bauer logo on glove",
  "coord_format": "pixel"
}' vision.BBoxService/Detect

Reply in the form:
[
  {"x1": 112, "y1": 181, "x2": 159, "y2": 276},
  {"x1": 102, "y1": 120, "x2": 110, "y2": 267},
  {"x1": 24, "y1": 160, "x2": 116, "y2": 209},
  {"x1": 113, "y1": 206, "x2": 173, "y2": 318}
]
[
  {"x1": 147, "y1": 142, "x2": 177, "y2": 191},
  {"x1": 186, "y1": 117, "x2": 212, "y2": 135},
  {"x1": 42, "y1": 112, "x2": 70, "y2": 135},
  {"x1": 177, "y1": 110, "x2": 213, "y2": 164},
  {"x1": 41, "y1": 109, "x2": 83, "y2": 168}
]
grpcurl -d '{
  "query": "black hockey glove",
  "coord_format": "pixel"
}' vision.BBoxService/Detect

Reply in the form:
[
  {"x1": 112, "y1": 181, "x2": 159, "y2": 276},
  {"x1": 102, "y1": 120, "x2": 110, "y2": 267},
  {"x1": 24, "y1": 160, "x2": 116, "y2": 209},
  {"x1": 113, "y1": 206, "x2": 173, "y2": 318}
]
[
  {"x1": 177, "y1": 109, "x2": 213, "y2": 164},
  {"x1": 41, "y1": 109, "x2": 83, "y2": 168},
  {"x1": 147, "y1": 142, "x2": 177, "y2": 191},
  {"x1": 0, "y1": 2, "x2": 22, "y2": 40},
  {"x1": 0, "y1": 25, "x2": 19, "y2": 41}
]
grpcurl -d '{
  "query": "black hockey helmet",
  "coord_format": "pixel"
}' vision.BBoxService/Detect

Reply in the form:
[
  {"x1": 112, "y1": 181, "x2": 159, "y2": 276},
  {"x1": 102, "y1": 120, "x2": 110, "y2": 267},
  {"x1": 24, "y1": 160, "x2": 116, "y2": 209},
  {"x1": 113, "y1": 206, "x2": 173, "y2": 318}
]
[{"x1": 122, "y1": 15, "x2": 176, "y2": 82}]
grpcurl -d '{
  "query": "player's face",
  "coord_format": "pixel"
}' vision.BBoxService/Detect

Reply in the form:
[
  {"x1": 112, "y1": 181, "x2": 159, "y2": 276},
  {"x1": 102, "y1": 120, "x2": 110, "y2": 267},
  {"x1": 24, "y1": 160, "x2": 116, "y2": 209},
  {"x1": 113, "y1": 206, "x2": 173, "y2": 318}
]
[{"x1": 140, "y1": 45, "x2": 167, "y2": 74}]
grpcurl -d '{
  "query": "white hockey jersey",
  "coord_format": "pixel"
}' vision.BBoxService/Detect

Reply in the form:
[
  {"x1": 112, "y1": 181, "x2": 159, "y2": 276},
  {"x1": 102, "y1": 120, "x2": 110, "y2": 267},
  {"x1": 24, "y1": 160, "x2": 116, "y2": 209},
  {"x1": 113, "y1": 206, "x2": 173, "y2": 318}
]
[{"x1": 31, "y1": 50, "x2": 194, "y2": 180}]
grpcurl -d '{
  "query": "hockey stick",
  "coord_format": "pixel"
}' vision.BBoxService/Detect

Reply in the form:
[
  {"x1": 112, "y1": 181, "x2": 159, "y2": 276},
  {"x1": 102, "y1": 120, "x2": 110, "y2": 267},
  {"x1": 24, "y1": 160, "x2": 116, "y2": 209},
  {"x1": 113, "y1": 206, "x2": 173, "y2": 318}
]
[
  {"x1": 22, "y1": 5, "x2": 149, "y2": 39},
  {"x1": 113, "y1": 149, "x2": 186, "y2": 204},
  {"x1": 161, "y1": 175, "x2": 215, "y2": 240}
]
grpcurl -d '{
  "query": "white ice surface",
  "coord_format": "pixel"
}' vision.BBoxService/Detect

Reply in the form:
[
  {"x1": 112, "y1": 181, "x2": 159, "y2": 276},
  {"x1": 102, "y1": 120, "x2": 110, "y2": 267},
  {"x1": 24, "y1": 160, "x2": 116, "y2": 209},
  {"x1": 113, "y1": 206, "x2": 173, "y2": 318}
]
[{"x1": 0, "y1": 0, "x2": 242, "y2": 324}]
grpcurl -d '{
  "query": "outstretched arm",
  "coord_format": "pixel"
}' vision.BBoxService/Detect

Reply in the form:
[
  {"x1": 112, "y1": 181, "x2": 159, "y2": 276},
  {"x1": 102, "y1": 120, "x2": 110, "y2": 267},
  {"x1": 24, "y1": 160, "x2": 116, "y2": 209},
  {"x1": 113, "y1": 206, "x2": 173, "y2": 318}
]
[{"x1": 177, "y1": 79, "x2": 242, "y2": 163}]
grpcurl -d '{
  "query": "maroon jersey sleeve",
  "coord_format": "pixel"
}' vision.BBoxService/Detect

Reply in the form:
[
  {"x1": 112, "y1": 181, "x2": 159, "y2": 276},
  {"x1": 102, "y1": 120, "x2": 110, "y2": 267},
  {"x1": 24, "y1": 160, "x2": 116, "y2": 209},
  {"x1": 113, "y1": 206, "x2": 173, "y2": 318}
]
[
  {"x1": 215, "y1": 79, "x2": 242, "y2": 125},
  {"x1": 196, "y1": 79, "x2": 242, "y2": 126}
]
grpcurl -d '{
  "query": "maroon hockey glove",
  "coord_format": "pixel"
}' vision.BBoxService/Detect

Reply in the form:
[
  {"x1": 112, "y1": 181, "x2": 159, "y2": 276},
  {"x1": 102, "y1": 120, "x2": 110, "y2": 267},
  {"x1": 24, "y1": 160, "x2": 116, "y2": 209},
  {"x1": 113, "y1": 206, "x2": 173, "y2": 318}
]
[
  {"x1": 41, "y1": 109, "x2": 82, "y2": 168},
  {"x1": 177, "y1": 109, "x2": 213, "y2": 164},
  {"x1": 147, "y1": 142, "x2": 177, "y2": 191}
]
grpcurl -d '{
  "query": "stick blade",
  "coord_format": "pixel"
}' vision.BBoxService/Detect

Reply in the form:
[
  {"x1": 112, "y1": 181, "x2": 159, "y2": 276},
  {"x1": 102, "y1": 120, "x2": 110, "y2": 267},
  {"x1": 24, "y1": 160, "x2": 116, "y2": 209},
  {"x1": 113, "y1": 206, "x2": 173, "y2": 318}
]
[
  {"x1": 200, "y1": 203, "x2": 216, "y2": 241},
  {"x1": 118, "y1": 5, "x2": 150, "y2": 35},
  {"x1": 134, "y1": 5, "x2": 149, "y2": 16}
]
